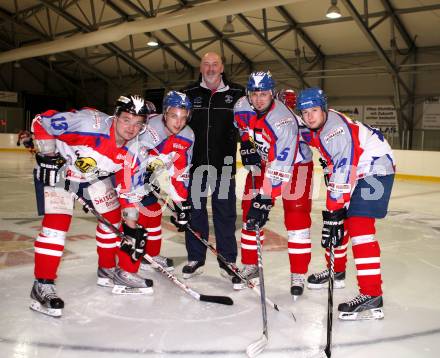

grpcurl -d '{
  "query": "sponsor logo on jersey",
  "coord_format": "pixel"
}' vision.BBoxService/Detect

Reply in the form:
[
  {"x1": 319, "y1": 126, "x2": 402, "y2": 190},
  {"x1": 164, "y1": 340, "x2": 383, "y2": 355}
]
[
  {"x1": 177, "y1": 172, "x2": 190, "y2": 181},
  {"x1": 274, "y1": 117, "x2": 293, "y2": 129},
  {"x1": 328, "y1": 181, "x2": 351, "y2": 193},
  {"x1": 224, "y1": 94, "x2": 233, "y2": 104},
  {"x1": 266, "y1": 168, "x2": 291, "y2": 182},
  {"x1": 173, "y1": 142, "x2": 186, "y2": 150},
  {"x1": 92, "y1": 111, "x2": 102, "y2": 129},
  {"x1": 146, "y1": 127, "x2": 160, "y2": 144},
  {"x1": 93, "y1": 191, "x2": 117, "y2": 206},
  {"x1": 324, "y1": 127, "x2": 345, "y2": 143},
  {"x1": 116, "y1": 153, "x2": 126, "y2": 160},
  {"x1": 74, "y1": 157, "x2": 97, "y2": 173}
]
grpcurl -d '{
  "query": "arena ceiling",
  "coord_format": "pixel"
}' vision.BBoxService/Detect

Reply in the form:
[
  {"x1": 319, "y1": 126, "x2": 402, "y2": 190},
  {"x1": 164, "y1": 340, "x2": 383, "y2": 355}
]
[{"x1": 0, "y1": 0, "x2": 439, "y2": 91}]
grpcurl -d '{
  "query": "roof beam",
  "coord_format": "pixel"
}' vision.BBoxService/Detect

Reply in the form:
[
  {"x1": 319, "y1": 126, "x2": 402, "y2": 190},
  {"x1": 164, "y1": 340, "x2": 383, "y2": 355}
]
[
  {"x1": 236, "y1": 13, "x2": 308, "y2": 87},
  {"x1": 38, "y1": 0, "x2": 167, "y2": 85},
  {"x1": 0, "y1": 5, "x2": 118, "y2": 88},
  {"x1": 340, "y1": 0, "x2": 411, "y2": 95},
  {"x1": 176, "y1": 0, "x2": 252, "y2": 71},
  {"x1": 275, "y1": 6, "x2": 324, "y2": 59},
  {"x1": 380, "y1": 0, "x2": 415, "y2": 50},
  {"x1": 114, "y1": 0, "x2": 197, "y2": 70}
]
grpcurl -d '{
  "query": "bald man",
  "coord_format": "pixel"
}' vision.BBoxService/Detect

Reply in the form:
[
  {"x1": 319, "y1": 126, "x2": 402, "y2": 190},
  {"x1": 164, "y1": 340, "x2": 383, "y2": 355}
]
[{"x1": 182, "y1": 52, "x2": 245, "y2": 279}]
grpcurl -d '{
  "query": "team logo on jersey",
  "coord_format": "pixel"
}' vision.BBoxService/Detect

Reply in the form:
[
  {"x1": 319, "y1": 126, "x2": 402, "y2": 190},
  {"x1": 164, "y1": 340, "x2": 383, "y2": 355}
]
[
  {"x1": 274, "y1": 117, "x2": 293, "y2": 129},
  {"x1": 74, "y1": 157, "x2": 97, "y2": 173},
  {"x1": 147, "y1": 158, "x2": 165, "y2": 171},
  {"x1": 324, "y1": 127, "x2": 345, "y2": 144},
  {"x1": 224, "y1": 95, "x2": 233, "y2": 104},
  {"x1": 193, "y1": 96, "x2": 203, "y2": 108}
]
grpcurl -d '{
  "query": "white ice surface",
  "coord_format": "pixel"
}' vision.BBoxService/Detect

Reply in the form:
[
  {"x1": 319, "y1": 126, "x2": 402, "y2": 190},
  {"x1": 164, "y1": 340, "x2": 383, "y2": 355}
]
[{"x1": 0, "y1": 152, "x2": 439, "y2": 357}]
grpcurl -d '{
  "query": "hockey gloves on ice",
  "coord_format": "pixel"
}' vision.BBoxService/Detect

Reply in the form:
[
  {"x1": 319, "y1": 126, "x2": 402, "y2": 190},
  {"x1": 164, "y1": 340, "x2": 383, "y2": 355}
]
[
  {"x1": 246, "y1": 194, "x2": 273, "y2": 230},
  {"x1": 240, "y1": 140, "x2": 261, "y2": 169},
  {"x1": 170, "y1": 200, "x2": 191, "y2": 232},
  {"x1": 120, "y1": 223, "x2": 147, "y2": 262},
  {"x1": 321, "y1": 208, "x2": 346, "y2": 248},
  {"x1": 36, "y1": 152, "x2": 66, "y2": 186}
]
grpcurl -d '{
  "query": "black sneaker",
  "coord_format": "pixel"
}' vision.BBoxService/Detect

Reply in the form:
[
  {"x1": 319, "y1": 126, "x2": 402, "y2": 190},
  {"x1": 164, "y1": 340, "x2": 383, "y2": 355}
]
[
  {"x1": 338, "y1": 294, "x2": 384, "y2": 320},
  {"x1": 307, "y1": 269, "x2": 345, "y2": 289},
  {"x1": 182, "y1": 261, "x2": 205, "y2": 279}
]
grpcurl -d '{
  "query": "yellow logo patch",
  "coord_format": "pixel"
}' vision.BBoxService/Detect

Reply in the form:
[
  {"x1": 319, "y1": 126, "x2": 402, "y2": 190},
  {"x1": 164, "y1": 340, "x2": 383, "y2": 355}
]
[{"x1": 74, "y1": 157, "x2": 97, "y2": 173}]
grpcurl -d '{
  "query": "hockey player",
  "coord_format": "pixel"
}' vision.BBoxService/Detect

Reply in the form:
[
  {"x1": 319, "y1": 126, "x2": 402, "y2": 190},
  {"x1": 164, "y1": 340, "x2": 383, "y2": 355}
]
[
  {"x1": 297, "y1": 87, "x2": 395, "y2": 320},
  {"x1": 115, "y1": 91, "x2": 194, "y2": 284},
  {"x1": 16, "y1": 129, "x2": 36, "y2": 154},
  {"x1": 233, "y1": 72, "x2": 314, "y2": 299},
  {"x1": 276, "y1": 89, "x2": 297, "y2": 111},
  {"x1": 30, "y1": 95, "x2": 152, "y2": 317}
]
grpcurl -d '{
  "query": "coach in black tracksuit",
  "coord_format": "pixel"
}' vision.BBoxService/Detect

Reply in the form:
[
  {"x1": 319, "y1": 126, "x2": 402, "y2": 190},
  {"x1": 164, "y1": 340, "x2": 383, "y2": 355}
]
[{"x1": 181, "y1": 52, "x2": 245, "y2": 278}]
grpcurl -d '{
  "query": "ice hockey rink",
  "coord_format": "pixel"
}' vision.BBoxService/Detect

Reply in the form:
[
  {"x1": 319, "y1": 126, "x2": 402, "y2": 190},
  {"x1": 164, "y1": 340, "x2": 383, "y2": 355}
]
[{"x1": 0, "y1": 151, "x2": 439, "y2": 358}]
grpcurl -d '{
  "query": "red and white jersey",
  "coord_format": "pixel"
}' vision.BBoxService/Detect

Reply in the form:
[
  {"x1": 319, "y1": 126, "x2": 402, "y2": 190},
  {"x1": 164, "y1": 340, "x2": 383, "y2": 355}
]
[
  {"x1": 119, "y1": 114, "x2": 194, "y2": 205},
  {"x1": 32, "y1": 108, "x2": 129, "y2": 182},
  {"x1": 234, "y1": 97, "x2": 309, "y2": 198},
  {"x1": 301, "y1": 109, "x2": 395, "y2": 211}
]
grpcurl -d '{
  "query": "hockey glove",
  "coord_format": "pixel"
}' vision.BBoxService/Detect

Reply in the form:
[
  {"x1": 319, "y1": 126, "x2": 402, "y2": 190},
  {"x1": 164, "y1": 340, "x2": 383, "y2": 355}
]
[
  {"x1": 36, "y1": 152, "x2": 66, "y2": 187},
  {"x1": 240, "y1": 140, "x2": 261, "y2": 169},
  {"x1": 319, "y1": 158, "x2": 330, "y2": 187},
  {"x1": 120, "y1": 223, "x2": 147, "y2": 262},
  {"x1": 170, "y1": 200, "x2": 191, "y2": 232},
  {"x1": 321, "y1": 208, "x2": 346, "y2": 249},
  {"x1": 246, "y1": 194, "x2": 273, "y2": 230}
]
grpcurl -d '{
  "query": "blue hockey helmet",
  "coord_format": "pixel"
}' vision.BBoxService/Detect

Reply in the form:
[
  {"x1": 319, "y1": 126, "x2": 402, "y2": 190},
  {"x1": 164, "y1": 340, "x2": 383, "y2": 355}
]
[
  {"x1": 246, "y1": 71, "x2": 276, "y2": 95},
  {"x1": 163, "y1": 91, "x2": 192, "y2": 112},
  {"x1": 296, "y1": 87, "x2": 327, "y2": 112}
]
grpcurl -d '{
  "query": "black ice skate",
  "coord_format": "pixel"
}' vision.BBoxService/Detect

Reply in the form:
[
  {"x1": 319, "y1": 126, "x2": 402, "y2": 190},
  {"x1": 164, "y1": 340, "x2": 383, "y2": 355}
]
[
  {"x1": 290, "y1": 273, "x2": 305, "y2": 300},
  {"x1": 307, "y1": 268, "x2": 346, "y2": 289},
  {"x1": 112, "y1": 268, "x2": 154, "y2": 295},
  {"x1": 182, "y1": 261, "x2": 205, "y2": 279},
  {"x1": 140, "y1": 255, "x2": 175, "y2": 272},
  {"x1": 231, "y1": 264, "x2": 259, "y2": 290},
  {"x1": 338, "y1": 294, "x2": 384, "y2": 320},
  {"x1": 30, "y1": 279, "x2": 64, "y2": 317},
  {"x1": 97, "y1": 267, "x2": 115, "y2": 287}
]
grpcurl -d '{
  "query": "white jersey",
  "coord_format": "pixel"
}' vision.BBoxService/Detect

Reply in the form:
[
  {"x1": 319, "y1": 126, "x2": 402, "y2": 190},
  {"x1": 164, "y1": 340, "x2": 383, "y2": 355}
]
[{"x1": 32, "y1": 108, "x2": 130, "y2": 182}]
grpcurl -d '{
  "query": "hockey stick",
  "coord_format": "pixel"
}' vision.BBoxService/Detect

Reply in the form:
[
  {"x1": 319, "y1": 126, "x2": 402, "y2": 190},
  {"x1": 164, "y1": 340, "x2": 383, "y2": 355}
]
[
  {"x1": 245, "y1": 224, "x2": 268, "y2": 357},
  {"x1": 68, "y1": 189, "x2": 233, "y2": 306},
  {"x1": 150, "y1": 189, "x2": 296, "y2": 321},
  {"x1": 324, "y1": 239, "x2": 335, "y2": 358}
]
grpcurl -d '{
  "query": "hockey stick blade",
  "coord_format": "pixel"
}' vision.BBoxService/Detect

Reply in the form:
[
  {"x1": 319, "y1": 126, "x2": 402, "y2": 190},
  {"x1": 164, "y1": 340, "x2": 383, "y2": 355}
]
[
  {"x1": 199, "y1": 294, "x2": 234, "y2": 306},
  {"x1": 246, "y1": 333, "x2": 268, "y2": 357}
]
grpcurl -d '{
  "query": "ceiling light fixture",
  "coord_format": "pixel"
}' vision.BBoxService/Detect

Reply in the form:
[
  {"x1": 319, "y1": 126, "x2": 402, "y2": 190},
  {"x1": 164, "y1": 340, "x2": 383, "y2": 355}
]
[
  {"x1": 326, "y1": 0, "x2": 342, "y2": 19},
  {"x1": 147, "y1": 36, "x2": 159, "y2": 47},
  {"x1": 222, "y1": 15, "x2": 235, "y2": 33},
  {"x1": 48, "y1": 54, "x2": 57, "y2": 62}
]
